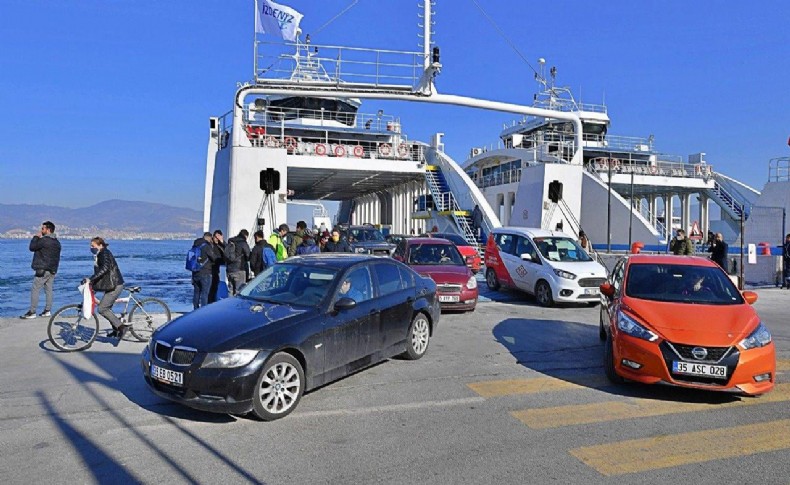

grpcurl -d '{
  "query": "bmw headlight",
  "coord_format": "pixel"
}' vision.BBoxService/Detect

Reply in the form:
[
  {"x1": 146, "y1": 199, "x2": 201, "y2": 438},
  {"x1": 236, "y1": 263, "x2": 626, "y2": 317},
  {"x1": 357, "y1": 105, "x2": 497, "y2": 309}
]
[
  {"x1": 466, "y1": 276, "x2": 478, "y2": 289},
  {"x1": 201, "y1": 349, "x2": 259, "y2": 368},
  {"x1": 616, "y1": 311, "x2": 658, "y2": 342},
  {"x1": 739, "y1": 322, "x2": 772, "y2": 350},
  {"x1": 553, "y1": 269, "x2": 577, "y2": 280},
  {"x1": 355, "y1": 247, "x2": 366, "y2": 253}
]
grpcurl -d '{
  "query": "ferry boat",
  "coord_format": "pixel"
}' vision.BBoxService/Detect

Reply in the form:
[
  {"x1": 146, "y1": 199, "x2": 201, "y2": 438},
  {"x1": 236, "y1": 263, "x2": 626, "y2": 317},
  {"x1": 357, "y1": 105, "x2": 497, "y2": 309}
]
[{"x1": 203, "y1": 1, "x2": 788, "y2": 267}]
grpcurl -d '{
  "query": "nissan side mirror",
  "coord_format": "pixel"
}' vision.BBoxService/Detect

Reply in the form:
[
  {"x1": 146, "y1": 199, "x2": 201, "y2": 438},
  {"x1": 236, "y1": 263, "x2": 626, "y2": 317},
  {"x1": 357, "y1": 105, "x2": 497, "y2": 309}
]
[
  {"x1": 742, "y1": 291, "x2": 758, "y2": 305},
  {"x1": 600, "y1": 282, "x2": 615, "y2": 298}
]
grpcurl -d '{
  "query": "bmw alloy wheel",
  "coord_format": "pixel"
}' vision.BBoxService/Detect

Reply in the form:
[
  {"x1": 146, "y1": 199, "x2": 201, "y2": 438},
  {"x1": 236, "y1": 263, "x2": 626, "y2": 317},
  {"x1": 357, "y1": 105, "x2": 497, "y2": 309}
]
[{"x1": 252, "y1": 353, "x2": 304, "y2": 420}]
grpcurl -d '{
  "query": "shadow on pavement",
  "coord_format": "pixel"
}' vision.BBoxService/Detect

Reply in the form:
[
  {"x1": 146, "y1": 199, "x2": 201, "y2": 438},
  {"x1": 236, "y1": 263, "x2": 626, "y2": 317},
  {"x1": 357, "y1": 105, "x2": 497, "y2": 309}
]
[{"x1": 492, "y1": 317, "x2": 744, "y2": 404}]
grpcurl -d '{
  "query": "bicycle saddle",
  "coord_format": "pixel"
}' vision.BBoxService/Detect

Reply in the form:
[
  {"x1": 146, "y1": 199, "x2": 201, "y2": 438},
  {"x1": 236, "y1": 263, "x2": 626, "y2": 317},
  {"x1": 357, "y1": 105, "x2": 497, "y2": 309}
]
[{"x1": 127, "y1": 286, "x2": 142, "y2": 293}]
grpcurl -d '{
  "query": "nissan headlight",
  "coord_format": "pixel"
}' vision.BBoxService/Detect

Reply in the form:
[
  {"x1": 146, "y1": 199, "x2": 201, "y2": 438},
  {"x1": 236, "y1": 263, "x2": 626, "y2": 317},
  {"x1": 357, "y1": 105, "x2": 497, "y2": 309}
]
[
  {"x1": 201, "y1": 349, "x2": 259, "y2": 368},
  {"x1": 466, "y1": 276, "x2": 478, "y2": 289},
  {"x1": 553, "y1": 269, "x2": 577, "y2": 280},
  {"x1": 616, "y1": 311, "x2": 658, "y2": 342},
  {"x1": 739, "y1": 323, "x2": 772, "y2": 350}
]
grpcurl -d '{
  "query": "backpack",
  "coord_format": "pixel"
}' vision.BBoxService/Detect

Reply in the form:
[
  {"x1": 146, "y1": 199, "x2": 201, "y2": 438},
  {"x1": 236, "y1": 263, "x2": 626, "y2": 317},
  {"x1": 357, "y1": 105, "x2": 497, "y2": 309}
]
[
  {"x1": 224, "y1": 239, "x2": 240, "y2": 264},
  {"x1": 186, "y1": 242, "x2": 208, "y2": 272}
]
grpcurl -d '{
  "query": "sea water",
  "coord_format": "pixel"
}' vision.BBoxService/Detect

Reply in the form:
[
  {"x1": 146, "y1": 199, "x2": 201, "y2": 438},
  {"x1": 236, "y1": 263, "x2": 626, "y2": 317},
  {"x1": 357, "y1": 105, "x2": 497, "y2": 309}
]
[{"x1": 0, "y1": 239, "x2": 199, "y2": 317}]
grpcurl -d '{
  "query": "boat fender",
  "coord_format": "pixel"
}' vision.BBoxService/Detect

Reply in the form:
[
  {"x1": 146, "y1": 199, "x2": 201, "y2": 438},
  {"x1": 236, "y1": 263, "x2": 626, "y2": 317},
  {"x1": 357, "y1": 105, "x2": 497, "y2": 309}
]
[
  {"x1": 333, "y1": 145, "x2": 347, "y2": 157},
  {"x1": 398, "y1": 143, "x2": 410, "y2": 158},
  {"x1": 352, "y1": 145, "x2": 364, "y2": 157},
  {"x1": 284, "y1": 136, "x2": 297, "y2": 152},
  {"x1": 315, "y1": 143, "x2": 327, "y2": 156},
  {"x1": 379, "y1": 143, "x2": 392, "y2": 157}
]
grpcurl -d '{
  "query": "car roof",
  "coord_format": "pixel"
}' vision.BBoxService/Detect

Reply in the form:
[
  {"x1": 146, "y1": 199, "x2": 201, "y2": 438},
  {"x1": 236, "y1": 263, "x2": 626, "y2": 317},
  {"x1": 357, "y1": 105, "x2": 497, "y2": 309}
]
[
  {"x1": 407, "y1": 237, "x2": 453, "y2": 245},
  {"x1": 625, "y1": 254, "x2": 719, "y2": 267},
  {"x1": 493, "y1": 227, "x2": 572, "y2": 238},
  {"x1": 285, "y1": 253, "x2": 386, "y2": 269}
]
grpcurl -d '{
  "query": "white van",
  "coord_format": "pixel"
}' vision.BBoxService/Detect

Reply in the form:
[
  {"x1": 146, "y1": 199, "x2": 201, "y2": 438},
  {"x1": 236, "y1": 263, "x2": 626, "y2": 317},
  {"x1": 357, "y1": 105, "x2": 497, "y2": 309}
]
[{"x1": 484, "y1": 227, "x2": 607, "y2": 307}]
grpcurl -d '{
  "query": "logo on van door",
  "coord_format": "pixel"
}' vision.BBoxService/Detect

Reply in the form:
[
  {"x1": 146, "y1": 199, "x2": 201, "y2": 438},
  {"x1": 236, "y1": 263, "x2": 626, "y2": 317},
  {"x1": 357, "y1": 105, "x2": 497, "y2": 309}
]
[{"x1": 516, "y1": 265, "x2": 527, "y2": 277}]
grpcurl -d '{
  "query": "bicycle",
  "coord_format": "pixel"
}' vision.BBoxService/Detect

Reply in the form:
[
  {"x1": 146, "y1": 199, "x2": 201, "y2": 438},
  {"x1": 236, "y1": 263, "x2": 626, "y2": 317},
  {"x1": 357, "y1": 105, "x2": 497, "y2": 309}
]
[{"x1": 47, "y1": 286, "x2": 171, "y2": 352}]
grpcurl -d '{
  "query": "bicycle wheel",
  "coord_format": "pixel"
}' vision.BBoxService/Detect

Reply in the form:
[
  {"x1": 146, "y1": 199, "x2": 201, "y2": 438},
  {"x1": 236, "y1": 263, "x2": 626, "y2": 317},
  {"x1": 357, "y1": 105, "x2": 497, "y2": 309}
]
[
  {"x1": 47, "y1": 304, "x2": 99, "y2": 352},
  {"x1": 128, "y1": 298, "x2": 171, "y2": 342}
]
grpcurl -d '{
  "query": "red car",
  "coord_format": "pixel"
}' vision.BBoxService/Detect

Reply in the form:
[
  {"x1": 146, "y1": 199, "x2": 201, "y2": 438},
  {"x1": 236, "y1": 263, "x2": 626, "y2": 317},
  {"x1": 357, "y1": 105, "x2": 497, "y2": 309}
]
[
  {"x1": 425, "y1": 232, "x2": 482, "y2": 274},
  {"x1": 599, "y1": 254, "x2": 775, "y2": 395},
  {"x1": 394, "y1": 237, "x2": 478, "y2": 311}
]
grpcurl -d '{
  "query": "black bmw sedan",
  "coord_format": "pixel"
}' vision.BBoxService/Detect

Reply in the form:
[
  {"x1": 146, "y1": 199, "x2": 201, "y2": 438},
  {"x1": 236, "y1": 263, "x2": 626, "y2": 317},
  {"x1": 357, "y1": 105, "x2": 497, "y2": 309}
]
[{"x1": 142, "y1": 254, "x2": 440, "y2": 420}]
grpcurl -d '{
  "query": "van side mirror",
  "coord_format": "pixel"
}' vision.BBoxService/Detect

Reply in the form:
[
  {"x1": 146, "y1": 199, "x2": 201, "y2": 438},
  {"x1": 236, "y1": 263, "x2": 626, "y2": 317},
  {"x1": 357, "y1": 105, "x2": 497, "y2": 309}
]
[
  {"x1": 520, "y1": 253, "x2": 532, "y2": 261},
  {"x1": 742, "y1": 291, "x2": 758, "y2": 305},
  {"x1": 600, "y1": 282, "x2": 615, "y2": 298}
]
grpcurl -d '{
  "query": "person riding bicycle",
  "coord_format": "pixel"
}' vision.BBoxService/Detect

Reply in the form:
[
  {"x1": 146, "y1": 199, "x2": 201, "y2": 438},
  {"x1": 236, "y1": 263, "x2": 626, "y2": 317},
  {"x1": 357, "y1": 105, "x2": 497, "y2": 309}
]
[{"x1": 87, "y1": 237, "x2": 127, "y2": 339}]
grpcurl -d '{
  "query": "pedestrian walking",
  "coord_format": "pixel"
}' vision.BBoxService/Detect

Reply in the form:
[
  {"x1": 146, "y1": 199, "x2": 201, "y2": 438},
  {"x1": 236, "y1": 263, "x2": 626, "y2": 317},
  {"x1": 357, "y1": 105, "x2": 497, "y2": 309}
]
[
  {"x1": 578, "y1": 230, "x2": 593, "y2": 253},
  {"x1": 707, "y1": 232, "x2": 729, "y2": 270},
  {"x1": 249, "y1": 230, "x2": 277, "y2": 276},
  {"x1": 669, "y1": 229, "x2": 694, "y2": 255},
  {"x1": 225, "y1": 229, "x2": 252, "y2": 295},
  {"x1": 21, "y1": 221, "x2": 61, "y2": 319},
  {"x1": 783, "y1": 233, "x2": 790, "y2": 289},
  {"x1": 188, "y1": 232, "x2": 218, "y2": 309},
  {"x1": 208, "y1": 229, "x2": 225, "y2": 303},
  {"x1": 323, "y1": 228, "x2": 352, "y2": 252},
  {"x1": 87, "y1": 237, "x2": 127, "y2": 339},
  {"x1": 268, "y1": 224, "x2": 289, "y2": 261}
]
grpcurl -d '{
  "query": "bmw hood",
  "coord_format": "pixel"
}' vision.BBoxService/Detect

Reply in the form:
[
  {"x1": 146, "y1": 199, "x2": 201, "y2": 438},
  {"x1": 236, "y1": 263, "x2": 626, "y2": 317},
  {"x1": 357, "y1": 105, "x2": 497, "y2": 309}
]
[
  {"x1": 153, "y1": 297, "x2": 314, "y2": 351},
  {"x1": 623, "y1": 298, "x2": 761, "y2": 345}
]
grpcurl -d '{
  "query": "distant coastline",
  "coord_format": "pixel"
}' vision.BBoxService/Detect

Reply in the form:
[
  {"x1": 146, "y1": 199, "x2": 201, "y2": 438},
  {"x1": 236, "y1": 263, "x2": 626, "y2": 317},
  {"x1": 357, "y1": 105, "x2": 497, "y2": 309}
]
[{"x1": 0, "y1": 232, "x2": 196, "y2": 240}]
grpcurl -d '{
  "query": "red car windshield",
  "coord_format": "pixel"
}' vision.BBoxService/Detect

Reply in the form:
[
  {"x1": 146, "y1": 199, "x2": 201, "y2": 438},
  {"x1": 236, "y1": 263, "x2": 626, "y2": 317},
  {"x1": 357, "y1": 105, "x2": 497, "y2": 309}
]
[{"x1": 408, "y1": 243, "x2": 465, "y2": 265}]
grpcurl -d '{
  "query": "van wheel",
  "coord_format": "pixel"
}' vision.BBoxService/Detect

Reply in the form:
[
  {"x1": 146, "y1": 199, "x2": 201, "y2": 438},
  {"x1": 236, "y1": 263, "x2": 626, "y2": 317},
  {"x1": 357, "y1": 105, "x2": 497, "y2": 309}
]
[
  {"x1": 485, "y1": 268, "x2": 500, "y2": 291},
  {"x1": 535, "y1": 280, "x2": 554, "y2": 307}
]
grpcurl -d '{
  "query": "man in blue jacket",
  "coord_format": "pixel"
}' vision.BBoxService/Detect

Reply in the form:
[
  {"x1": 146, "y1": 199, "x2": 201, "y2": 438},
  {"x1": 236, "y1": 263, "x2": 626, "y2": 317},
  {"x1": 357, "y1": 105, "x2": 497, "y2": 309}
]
[{"x1": 21, "y1": 221, "x2": 61, "y2": 319}]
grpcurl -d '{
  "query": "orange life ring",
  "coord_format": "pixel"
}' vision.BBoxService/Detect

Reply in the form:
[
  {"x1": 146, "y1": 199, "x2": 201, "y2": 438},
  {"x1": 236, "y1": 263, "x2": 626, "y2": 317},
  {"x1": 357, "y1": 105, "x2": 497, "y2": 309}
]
[
  {"x1": 398, "y1": 143, "x2": 410, "y2": 158},
  {"x1": 333, "y1": 145, "x2": 346, "y2": 157},
  {"x1": 265, "y1": 136, "x2": 279, "y2": 148},
  {"x1": 315, "y1": 143, "x2": 327, "y2": 156},
  {"x1": 352, "y1": 145, "x2": 364, "y2": 157},
  {"x1": 378, "y1": 143, "x2": 392, "y2": 156},
  {"x1": 284, "y1": 136, "x2": 297, "y2": 152}
]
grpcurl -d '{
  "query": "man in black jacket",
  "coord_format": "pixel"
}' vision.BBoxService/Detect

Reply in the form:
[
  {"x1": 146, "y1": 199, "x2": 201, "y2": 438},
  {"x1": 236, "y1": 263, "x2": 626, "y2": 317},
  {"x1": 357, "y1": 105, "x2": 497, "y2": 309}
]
[
  {"x1": 208, "y1": 229, "x2": 225, "y2": 303},
  {"x1": 191, "y1": 233, "x2": 218, "y2": 309},
  {"x1": 707, "y1": 232, "x2": 728, "y2": 270},
  {"x1": 21, "y1": 221, "x2": 62, "y2": 319},
  {"x1": 323, "y1": 228, "x2": 352, "y2": 253},
  {"x1": 249, "y1": 230, "x2": 277, "y2": 276},
  {"x1": 226, "y1": 229, "x2": 252, "y2": 296}
]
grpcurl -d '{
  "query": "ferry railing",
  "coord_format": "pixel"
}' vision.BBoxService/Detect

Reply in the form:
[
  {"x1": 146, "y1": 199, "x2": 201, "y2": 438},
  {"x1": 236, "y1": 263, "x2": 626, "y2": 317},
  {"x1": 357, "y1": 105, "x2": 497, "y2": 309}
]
[
  {"x1": 474, "y1": 168, "x2": 524, "y2": 189},
  {"x1": 216, "y1": 110, "x2": 233, "y2": 150},
  {"x1": 769, "y1": 157, "x2": 790, "y2": 182},
  {"x1": 583, "y1": 134, "x2": 654, "y2": 152},
  {"x1": 241, "y1": 130, "x2": 425, "y2": 163},
  {"x1": 588, "y1": 157, "x2": 715, "y2": 181},
  {"x1": 255, "y1": 40, "x2": 424, "y2": 90},
  {"x1": 243, "y1": 104, "x2": 402, "y2": 133}
]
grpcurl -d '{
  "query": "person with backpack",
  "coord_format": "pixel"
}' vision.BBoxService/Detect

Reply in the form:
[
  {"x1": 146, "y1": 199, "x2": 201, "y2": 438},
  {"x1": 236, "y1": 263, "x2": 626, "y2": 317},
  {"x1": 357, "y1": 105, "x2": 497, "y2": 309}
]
[
  {"x1": 288, "y1": 221, "x2": 309, "y2": 257},
  {"x1": 268, "y1": 223, "x2": 289, "y2": 261},
  {"x1": 225, "y1": 229, "x2": 252, "y2": 295},
  {"x1": 250, "y1": 230, "x2": 277, "y2": 276},
  {"x1": 296, "y1": 233, "x2": 321, "y2": 255},
  {"x1": 187, "y1": 232, "x2": 218, "y2": 310},
  {"x1": 208, "y1": 229, "x2": 225, "y2": 303}
]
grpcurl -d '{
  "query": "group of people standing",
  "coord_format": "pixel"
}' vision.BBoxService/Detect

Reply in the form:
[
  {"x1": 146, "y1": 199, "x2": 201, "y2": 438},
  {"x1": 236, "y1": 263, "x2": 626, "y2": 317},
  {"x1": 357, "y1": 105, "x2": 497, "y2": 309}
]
[
  {"x1": 187, "y1": 220, "x2": 356, "y2": 310},
  {"x1": 668, "y1": 229, "x2": 729, "y2": 270}
]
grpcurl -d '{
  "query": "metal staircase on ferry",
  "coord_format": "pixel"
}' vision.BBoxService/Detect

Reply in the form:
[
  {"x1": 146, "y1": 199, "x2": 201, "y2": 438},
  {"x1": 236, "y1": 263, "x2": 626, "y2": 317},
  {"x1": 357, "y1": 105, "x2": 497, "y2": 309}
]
[
  {"x1": 423, "y1": 164, "x2": 483, "y2": 250},
  {"x1": 542, "y1": 198, "x2": 606, "y2": 267},
  {"x1": 706, "y1": 173, "x2": 756, "y2": 222}
]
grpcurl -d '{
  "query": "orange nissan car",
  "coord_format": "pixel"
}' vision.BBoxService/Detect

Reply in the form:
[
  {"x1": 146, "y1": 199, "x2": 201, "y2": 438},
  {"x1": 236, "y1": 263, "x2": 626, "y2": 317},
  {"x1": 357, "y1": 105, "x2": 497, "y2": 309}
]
[{"x1": 599, "y1": 254, "x2": 775, "y2": 395}]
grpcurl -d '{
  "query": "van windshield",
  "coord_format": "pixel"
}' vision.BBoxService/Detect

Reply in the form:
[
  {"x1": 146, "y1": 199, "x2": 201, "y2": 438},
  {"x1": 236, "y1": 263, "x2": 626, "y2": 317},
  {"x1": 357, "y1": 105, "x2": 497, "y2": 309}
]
[{"x1": 532, "y1": 237, "x2": 592, "y2": 262}]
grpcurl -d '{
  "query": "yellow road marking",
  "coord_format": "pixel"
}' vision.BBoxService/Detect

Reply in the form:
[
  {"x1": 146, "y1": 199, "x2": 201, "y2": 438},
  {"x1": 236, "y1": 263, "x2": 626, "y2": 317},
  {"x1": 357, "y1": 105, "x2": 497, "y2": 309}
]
[
  {"x1": 467, "y1": 375, "x2": 609, "y2": 398},
  {"x1": 777, "y1": 359, "x2": 790, "y2": 372},
  {"x1": 512, "y1": 383, "x2": 790, "y2": 429},
  {"x1": 570, "y1": 418, "x2": 790, "y2": 476}
]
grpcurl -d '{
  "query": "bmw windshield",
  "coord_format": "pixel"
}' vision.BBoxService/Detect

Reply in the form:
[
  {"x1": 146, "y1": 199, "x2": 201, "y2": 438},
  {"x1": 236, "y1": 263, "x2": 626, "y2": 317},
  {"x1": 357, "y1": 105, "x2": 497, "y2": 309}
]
[
  {"x1": 239, "y1": 263, "x2": 339, "y2": 306},
  {"x1": 625, "y1": 263, "x2": 744, "y2": 305}
]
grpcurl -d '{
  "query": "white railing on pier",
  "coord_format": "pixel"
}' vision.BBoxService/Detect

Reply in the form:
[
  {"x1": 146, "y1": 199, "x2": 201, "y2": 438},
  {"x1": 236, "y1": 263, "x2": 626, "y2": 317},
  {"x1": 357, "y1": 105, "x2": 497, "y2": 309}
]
[{"x1": 769, "y1": 157, "x2": 790, "y2": 182}]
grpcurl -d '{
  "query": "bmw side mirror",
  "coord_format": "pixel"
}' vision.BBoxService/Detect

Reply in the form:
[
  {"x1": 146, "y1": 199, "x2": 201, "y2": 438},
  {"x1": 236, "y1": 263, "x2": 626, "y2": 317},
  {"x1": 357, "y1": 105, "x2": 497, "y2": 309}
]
[
  {"x1": 600, "y1": 282, "x2": 615, "y2": 298},
  {"x1": 334, "y1": 297, "x2": 357, "y2": 312}
]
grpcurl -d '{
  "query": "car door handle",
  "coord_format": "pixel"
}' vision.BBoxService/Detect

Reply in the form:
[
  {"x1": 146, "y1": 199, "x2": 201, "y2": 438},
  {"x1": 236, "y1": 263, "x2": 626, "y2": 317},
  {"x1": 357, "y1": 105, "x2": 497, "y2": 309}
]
[{"x1": 369, "y1": 309, "x2": 380, "y2": 316}]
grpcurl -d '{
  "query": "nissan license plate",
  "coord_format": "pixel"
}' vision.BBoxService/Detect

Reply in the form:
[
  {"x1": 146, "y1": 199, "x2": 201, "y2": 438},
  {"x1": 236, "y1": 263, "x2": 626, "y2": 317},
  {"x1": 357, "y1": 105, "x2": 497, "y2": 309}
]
[
  {"x1": 672, "y1": 361, "x2": 727, "y2": 379},
  {"x1": 151, "y1": 364, "x2": 183, "y2": 385},
  {"x1": 438, "y1": 295, "x2": 460, "y2": 303},
  {"x1": 584, "y1": 288, "x2": 599, "y2": 295}
]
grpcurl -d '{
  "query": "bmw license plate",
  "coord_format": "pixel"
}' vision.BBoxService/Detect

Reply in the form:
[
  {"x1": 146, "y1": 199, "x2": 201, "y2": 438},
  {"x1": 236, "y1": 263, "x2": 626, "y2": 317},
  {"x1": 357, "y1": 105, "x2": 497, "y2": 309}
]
[
  {"x1": 438, "y1": 295, "x2": 460, "y2": 303},
  {"x1": 672, "y1": 361, "x2": 727, "y2": 379},
  {"x1": 151, "y1": 364, "x2": 183, "y2": 385}
]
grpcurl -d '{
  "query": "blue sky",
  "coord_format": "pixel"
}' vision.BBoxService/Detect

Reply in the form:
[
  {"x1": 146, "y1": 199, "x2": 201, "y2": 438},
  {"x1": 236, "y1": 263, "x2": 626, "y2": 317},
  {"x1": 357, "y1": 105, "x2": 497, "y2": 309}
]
[{"x1": 1, "y1": 0, "x2": 789, "y2": 211}]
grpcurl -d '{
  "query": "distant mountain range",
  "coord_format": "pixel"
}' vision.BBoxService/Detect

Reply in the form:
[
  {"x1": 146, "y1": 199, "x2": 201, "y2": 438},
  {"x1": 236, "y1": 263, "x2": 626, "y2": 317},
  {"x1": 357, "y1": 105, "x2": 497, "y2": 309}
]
[{"x1": 0, "y1": 200, "x2": 203, "y2": 235}]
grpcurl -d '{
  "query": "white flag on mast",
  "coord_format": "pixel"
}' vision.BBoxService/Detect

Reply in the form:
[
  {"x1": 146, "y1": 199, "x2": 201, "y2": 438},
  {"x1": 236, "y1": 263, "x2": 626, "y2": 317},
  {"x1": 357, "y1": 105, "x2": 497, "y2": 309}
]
[{"x1": 255, "y1": 0, "x2": 303, "y2": 41}]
